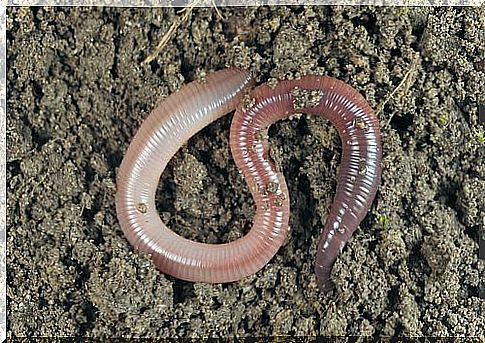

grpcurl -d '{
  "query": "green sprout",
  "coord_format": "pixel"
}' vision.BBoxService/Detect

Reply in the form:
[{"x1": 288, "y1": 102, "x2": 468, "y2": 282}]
[
  {"x1": 473, "y1": 128, "x2": 485, "y2": 144},
  {"x1": 438, "y1": 114, "x2": 449, "y2": 127},
  {"x1": 378, "y1": 214, "x2": 390, "y2": 228}
]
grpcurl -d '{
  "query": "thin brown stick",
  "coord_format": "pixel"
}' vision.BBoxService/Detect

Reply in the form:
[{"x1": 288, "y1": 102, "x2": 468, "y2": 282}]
[
  {"x1": 143, "y1": 0, "x2": 225, "y2": 64},
  {"x1": 376, "y1": 57, "x2": 418, "y2": 127}
]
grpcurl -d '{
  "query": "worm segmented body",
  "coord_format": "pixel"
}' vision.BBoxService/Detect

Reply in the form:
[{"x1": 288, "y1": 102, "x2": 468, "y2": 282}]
[
  {"x1": 231, "y1": 76, "x2": 382, "y2": 291},
  {"x1": 115, "y1": 68, "x2": 382, "y2": 290}
]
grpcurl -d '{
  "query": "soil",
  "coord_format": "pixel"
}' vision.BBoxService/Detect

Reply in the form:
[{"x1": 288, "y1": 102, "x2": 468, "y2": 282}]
[{"x1": 6, "y1": 5, "x2": 485, "y2": 338}]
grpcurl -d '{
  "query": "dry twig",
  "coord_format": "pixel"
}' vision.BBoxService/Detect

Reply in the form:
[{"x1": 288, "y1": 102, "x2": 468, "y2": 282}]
[
  {"x1": 142, "y1": 0, "x2": 223, "y2": 64},
  {"x1": 376, "y1": 57, "x2": 418, "y2": 127}
]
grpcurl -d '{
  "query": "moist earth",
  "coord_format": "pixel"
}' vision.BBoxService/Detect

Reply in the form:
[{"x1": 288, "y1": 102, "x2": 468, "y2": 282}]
[{"x1": 6, "y1": 6, "x2": 485, "y2": 338}]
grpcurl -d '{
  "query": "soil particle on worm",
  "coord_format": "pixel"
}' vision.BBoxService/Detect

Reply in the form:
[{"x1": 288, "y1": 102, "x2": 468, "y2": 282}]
[{"x1": 6, "y1": 6, "x2": 484, "y2": 338}]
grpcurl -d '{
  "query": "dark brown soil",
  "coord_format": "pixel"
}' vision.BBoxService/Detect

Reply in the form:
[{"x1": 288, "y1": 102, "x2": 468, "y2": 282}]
[{"x1": 6, "y1": 6, "x2": 485, "y2": 338}]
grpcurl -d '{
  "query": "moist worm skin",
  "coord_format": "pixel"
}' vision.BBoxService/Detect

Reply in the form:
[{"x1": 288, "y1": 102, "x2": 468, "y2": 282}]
[
  {"x1": 115, "y1": 68, "x2": 283, "y2": 283},
  {"x1": 116, "y1": 68, "x2": 381, "y2": 290},
  {"x1": 231, "y1": 76, "x2": 382, "y2": 292}
]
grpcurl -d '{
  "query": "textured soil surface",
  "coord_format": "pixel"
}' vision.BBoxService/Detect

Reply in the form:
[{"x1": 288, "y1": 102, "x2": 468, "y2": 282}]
[{"x1": 6, "y1": 6, "x2": 485, "y2": 338}]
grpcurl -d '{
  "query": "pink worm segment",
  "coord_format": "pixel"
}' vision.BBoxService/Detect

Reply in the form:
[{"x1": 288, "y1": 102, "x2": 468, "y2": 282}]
[
  {"x1": 231, "y1": 76, "x2": 382, "y2": 291},
  {"x1": 115, "y1": 68, "x2": 382, "y2": 290}
]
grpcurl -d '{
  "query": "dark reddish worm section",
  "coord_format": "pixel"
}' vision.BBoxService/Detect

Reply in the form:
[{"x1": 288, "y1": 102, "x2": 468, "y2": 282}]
[
  {"x1": 231, "y1": 76, "x2": 382, "y2": 291},
  {"x1": 116, "y1": 68, "x2": 381, "y2": 291}
]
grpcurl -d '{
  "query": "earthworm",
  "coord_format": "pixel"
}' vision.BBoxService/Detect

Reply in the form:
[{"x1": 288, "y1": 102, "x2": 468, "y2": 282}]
[
  {"x1": 115, "y1": 68, "x2": 382, "y2": 291},
  {"x1": 232, "y1": 76, "x2": 382, "y2": 291}
]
